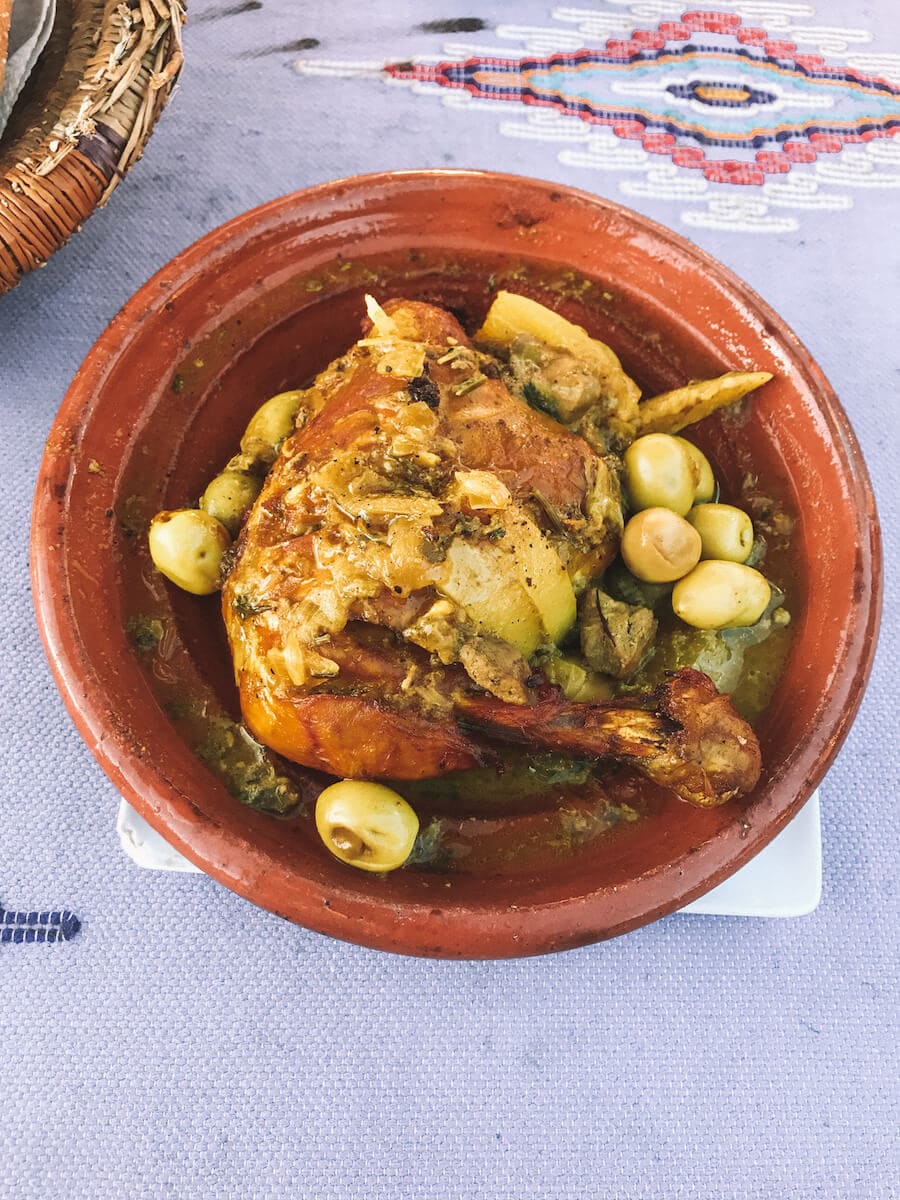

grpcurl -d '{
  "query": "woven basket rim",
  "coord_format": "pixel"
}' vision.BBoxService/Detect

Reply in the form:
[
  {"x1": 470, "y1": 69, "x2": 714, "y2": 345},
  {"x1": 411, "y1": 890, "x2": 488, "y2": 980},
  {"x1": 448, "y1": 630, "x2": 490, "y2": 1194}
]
[{"x1": 0, "y1": 0, "x2": 184, "y2": 294}]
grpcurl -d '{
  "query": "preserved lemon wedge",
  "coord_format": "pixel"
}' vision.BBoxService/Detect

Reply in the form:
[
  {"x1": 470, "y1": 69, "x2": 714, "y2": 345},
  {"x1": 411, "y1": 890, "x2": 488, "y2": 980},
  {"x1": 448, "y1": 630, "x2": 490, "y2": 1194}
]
[
  {"x1": 475, "y1": 290, "x2": 640, "y2": 414},
  {"x1": 439, "y1": 514, "x2": 576, "y2": 655}
]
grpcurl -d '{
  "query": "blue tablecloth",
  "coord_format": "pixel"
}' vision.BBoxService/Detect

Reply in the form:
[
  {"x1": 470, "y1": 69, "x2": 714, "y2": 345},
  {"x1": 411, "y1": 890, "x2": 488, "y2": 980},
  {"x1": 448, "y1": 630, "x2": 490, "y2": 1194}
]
[{"x1": 1, "y1": 2, "x2": 897, "y2": 1196}]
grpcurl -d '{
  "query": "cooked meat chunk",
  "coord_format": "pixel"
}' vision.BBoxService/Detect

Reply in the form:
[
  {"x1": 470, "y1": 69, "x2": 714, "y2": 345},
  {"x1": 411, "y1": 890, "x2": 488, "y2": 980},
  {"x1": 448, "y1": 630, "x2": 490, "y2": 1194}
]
[
  {"x1": 580, "y1": 588, "x2": 657, "y2": 679},
  {"x1": 458, "y1": 635, "x2": 531, "y2": 706},
  {"x1": 476, "y1": 289, "x2": 641, "y2": 451},
  {"x1": 221, "y1": 298, "x2": 762, "y2": 804},
  {"x1": 224, "y1": 297, "x2": 618, "y2": 696}
]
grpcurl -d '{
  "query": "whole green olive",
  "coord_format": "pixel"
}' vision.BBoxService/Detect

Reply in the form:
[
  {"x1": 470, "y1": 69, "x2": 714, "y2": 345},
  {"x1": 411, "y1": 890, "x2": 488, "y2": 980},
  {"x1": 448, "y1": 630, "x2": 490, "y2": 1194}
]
[
  {"x1": 200, "y1": 470, "x2": 263, "y2": 536},
  {"x1": 315, "y1": 780, "x2": 419, "y2": 872},
  {"x1": 688, "y1": 503, "x2": 754, "y2": 562},
  {"x1": 241, "y1": 390, "x2": 306, "y2": 464},
  {"x1": 624, "y1": 433, "x2": 696, "y2": 515},
  {"x1": 675, "y1": 437, "x2": 716, "y2": 503},
  {"x1": 621, "y1": 508, "x2": 702, "y2": 583},
  {"x1": 148, "y1": 509, "x2": 231, "y2": 595},
  {"x1": 672, "y1": 560, "x2": 771, "y2": 629}
]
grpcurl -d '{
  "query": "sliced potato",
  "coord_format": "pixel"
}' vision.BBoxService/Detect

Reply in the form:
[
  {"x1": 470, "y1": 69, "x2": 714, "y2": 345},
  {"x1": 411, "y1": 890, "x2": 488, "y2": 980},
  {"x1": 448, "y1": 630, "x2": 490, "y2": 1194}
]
[
  {"x1": 475, "y1": 291, "x2": 640, "y2": 415},
  {"x1": 636, "y1": 371, "x2": 772, "y2": 435}
]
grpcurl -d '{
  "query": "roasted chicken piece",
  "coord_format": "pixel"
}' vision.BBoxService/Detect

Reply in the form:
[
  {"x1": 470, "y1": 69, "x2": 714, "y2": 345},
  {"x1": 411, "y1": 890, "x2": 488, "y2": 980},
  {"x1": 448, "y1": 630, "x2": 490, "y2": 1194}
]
[
  {"x1": 458, "y1": 669, "x2": 761, "y2": 808},
  {"x1": 222, "y1": 298, "x2": 761, "y2": 804}
]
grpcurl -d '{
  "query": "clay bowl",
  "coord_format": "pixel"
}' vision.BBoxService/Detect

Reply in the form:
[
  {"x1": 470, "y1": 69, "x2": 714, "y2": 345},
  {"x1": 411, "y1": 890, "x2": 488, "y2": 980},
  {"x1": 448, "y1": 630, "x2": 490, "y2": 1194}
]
[{"x1": 31, "y1": 170, "x2": 881, "y2": 957}]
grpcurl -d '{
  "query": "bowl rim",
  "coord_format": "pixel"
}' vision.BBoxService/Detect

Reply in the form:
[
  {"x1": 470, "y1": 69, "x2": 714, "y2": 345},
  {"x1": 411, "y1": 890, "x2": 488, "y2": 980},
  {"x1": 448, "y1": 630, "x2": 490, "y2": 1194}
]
[{"x1": 31, "y1": 168, "x2": 883, "y2": 957}]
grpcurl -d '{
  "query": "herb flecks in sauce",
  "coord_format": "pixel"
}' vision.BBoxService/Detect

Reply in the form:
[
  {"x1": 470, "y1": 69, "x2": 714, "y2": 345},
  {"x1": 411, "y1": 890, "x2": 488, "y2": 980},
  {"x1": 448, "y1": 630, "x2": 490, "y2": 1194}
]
[
  {"x1": 404, "y1": 751, "x2": 592, "y2": 813},
  {"x1": 126, "y1": 614, "x2": 165, "y2": 653},
  {"x1": 119, "y1": 494, "x2": 148, "y2": 540},
  {"x1": 405, "y1": 818, "x2": 453, "y2": 871},
  {"x1": 403, "y1": 763, "x2": 659, "y2": 874},
  {"x1": 125, "y1": 616, "x2": 306, "y2": 818},
  {"x1": 197, "y1": 716, "x2": 304, "y2": 815},
  {"x1": 233, "y1": 593, "x2": 271, "y2": 619}
]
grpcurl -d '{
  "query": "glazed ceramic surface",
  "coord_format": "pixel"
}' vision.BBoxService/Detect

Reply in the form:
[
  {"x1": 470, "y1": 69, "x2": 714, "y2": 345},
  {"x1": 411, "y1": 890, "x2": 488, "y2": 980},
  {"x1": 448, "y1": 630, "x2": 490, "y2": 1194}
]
[{"x1": 31, "y1": 171, "x2": 881, "y2": 957}]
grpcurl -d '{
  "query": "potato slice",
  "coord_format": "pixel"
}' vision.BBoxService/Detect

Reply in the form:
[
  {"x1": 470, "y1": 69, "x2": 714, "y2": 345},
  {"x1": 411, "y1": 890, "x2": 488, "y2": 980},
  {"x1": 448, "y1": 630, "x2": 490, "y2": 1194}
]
[
  {"x1": 475, "y1": 291, "x2": 641, "y2": 415},
  {"x1": 636, "y1": 371, "x2": 773, "y2": 435}
]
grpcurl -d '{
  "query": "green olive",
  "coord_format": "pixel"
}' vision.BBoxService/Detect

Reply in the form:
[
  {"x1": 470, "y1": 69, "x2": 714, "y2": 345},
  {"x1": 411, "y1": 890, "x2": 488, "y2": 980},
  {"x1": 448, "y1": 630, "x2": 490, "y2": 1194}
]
[
  {"x1": 688, "y1": 503, "x2": 754, "y2": 563},
  {"x1": 624, "y1": 433, "x2": 696, "y2": 515},
  {"x1": 672, "y1": 561, "x2": 771, "y2": 629},
  {"x1": 315, "y1": 780, "x2": 419, "y2": 872},
  {"x1": 224, "y1": 451, "x2": 262, "y2": 475},
  {"x1": 675, "y1": 437, "x2": 716, "y2": 503},
  {"x1": 148, "y1": 509, "x2": 231, "y2": 595},
  {"x1": 200, "y1": 470, "x2": 263, "y2": 536},
  {"x1": 621, "y1": 508, "x2": 702, "y2": 584},
  {"x1": 241, "y1": 390, "x2": 306, "y2": 464}
]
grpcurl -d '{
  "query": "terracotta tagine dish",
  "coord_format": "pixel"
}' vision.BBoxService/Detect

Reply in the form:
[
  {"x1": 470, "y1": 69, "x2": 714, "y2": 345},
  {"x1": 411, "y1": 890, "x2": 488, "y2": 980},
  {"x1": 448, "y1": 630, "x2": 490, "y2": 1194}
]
[{"x1": 31, "y1": 171, "x2": 881, "y2": 957}]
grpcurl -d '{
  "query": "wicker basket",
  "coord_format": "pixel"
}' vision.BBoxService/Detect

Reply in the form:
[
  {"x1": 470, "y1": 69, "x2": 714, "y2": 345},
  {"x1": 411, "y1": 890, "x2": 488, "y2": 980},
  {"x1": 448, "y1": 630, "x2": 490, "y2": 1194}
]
[{"x1": 0, "y1": 0, "x2": 184, "y2": 293}]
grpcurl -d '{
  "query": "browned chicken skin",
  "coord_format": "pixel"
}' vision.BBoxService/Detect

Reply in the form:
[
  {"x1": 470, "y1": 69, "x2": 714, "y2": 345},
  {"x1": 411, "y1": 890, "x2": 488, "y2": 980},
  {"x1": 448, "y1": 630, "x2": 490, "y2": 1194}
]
[
  {"x1": 458, "y1": 669, "x2": 762, "y2": 807},
  {"x1": 222, "y1": 299, "x2": 762, "y2": 804}
]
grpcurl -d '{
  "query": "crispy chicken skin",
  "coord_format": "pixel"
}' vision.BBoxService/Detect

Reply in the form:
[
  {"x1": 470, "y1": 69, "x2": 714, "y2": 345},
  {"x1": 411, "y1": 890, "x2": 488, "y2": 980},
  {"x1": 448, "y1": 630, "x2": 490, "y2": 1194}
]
[{"x1": 222, "y1": 299, "x2": 761, "y2": 803}]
